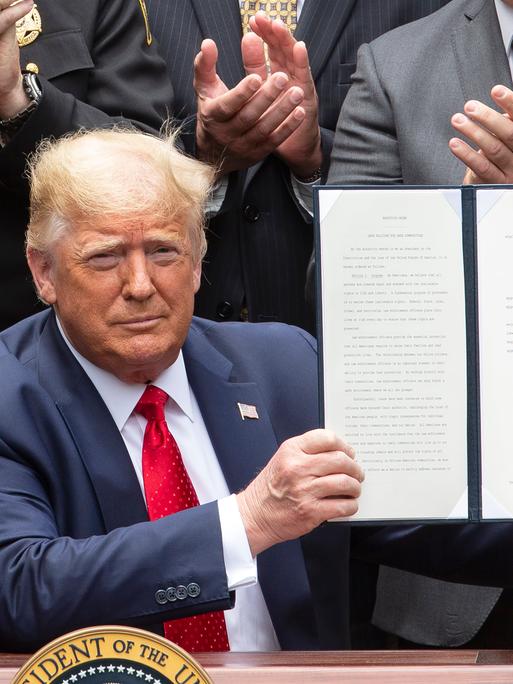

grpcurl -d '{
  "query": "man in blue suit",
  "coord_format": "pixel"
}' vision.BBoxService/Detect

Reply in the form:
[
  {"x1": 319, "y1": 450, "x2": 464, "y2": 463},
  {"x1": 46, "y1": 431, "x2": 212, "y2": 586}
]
[{"x1": 0, "y1": 127, "x2": 363, "y2": 653}]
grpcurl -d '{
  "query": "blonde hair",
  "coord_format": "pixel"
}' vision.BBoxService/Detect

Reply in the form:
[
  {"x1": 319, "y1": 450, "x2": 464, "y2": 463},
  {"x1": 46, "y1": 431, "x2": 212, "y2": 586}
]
[{"x1": 26, "y1": 127, "x2": 216, "y2": 262}]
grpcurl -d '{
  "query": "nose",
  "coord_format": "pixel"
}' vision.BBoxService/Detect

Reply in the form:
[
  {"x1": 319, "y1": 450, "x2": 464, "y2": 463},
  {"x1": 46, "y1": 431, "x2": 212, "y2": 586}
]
[{"x1": 121, "y1": 252, "x2": 156, "y2": 301}]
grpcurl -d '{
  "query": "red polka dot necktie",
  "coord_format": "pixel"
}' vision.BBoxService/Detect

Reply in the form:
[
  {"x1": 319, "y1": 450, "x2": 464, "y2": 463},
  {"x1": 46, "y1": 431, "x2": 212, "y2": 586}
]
[{"x1": 135, "y1": 384, "x2": 230, "y2": 652}]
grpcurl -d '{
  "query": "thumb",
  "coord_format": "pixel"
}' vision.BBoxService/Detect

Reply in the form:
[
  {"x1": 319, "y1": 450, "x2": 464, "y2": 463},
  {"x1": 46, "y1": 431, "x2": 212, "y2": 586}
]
[{"x1": 194, "y1": 39, "x2": 219, "y2": 96}]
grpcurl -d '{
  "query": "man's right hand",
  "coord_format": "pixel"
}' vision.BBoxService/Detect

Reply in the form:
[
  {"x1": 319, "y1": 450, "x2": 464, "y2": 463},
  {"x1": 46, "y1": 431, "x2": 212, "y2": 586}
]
[
  {"x1": 449, "y1": 85, "x2": 513, "y2": 184},
  {"x1": 0, "y1": 0, "x2": 33, "y2": 119},
  {"x1": 249, "y1": 13, "x2": 322, "y2": 180},
  {"x1": 237, "y1": 429, "x2": 364, "y2": 556},
  {"x1": 194, "y1": 36, "x2": 306, "y2": 175}
]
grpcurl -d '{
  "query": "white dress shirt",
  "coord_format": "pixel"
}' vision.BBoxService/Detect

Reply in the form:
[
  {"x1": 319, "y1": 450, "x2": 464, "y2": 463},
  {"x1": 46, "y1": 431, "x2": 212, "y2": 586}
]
[{"x1": 57, "y1": 319, "x2": 280, "y2": 651}]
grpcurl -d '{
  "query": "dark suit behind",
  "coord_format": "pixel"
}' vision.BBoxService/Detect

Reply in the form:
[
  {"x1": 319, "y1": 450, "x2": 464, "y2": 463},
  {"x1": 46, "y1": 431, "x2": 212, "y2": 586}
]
[{"x1": 146, "y1": 0, "x2": 451, "y2": 333}]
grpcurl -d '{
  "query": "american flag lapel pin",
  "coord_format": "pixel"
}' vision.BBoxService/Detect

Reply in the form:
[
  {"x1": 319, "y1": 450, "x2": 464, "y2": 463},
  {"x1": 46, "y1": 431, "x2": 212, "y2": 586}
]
[{"x1": 237, "y1": 402, "x2": 259, "y2": 420}]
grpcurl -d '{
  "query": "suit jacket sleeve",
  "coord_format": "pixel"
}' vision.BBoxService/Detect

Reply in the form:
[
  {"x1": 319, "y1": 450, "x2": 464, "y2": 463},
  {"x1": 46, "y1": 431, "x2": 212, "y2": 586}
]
[
  {"x1": 327, "y1": 42, "x2": 403, "y2": 185},
  {"x1": 0, "y1": 0, "x2": 173, "y2": 193},
  {"x1": 0, "y1": 453, "x2": 231, "y2": 651}
]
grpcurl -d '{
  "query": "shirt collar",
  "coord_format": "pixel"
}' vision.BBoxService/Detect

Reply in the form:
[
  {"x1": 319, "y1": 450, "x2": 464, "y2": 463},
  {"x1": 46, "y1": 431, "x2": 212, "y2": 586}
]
[
  {"x1": 56, "y1": 317, "x2": 194, "y2": 430},
  {"x1": 495, "y1": 0, "x2": 513, "y2": 57}
]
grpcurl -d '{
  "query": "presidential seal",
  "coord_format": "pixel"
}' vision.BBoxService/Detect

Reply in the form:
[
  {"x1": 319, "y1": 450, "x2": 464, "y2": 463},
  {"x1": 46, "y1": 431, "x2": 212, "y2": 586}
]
[
  {"x1": 12, "y1": 627, "x2": 213, "y2": 684},
  {"x1": 16, "y1": 3, "x2": 42, "y2": 47}
]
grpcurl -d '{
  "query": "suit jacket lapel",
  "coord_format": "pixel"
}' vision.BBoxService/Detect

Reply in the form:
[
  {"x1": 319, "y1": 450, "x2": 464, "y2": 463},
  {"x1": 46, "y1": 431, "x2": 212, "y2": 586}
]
[
  {"x1": 296, "y1": 0, "x2": 356, "y2": 80},
  {"x1": 37, "y1": 313, "x2": 148, "y2": 532},
  {"x1": 183, "y1": 321, "x2": 318, "y2": 649},
  {"x1": 183, "y1": 323, "x2": 281, "y2": 500},
  {"x1": 190, "y1": 0, "x2": 245, "y2": 88},
  {"x1": 451, "y1": 0, "x2": 512, "y2": 106}
]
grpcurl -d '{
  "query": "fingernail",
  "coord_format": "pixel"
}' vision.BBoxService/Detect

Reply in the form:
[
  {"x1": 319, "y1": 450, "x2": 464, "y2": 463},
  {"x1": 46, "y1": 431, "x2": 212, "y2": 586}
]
[
  {"x1": 465, "y1": 101, "x2": 477, "y2": 114},
  {"x1": 275, "y1": 74, "x2": 287, "y2": 89},
  {"x1": 290, "y1": 88, "x2": 303, "y2": 104},
  {"x1": 452, "y1": 113, "x2": 466, "y2": 124},
  {"x1": 495, "y1": 86, "x2": 507, "y2": 98}
]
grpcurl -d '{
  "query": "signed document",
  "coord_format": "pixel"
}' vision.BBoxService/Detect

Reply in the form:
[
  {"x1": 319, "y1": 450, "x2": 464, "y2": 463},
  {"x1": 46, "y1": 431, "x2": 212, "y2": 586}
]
[
  {"x1": 477, "y1": 189, "x2": 513, "y2": 519},
  {"x1": 316, "y1": 186, "x2": 513, "y2": 523}
]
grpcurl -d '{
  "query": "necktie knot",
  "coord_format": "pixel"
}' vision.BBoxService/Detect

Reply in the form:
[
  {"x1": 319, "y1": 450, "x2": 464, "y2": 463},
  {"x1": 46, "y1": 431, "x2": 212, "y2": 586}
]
[{"x1": 135, "y1": 384, "x2": 168, "y2": 422}]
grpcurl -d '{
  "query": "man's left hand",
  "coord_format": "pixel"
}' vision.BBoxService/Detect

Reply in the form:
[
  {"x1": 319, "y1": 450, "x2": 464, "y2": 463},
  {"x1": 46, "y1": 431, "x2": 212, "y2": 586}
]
[
  {"x1": 249, "y1": 11, "x2": 322, "y2": 179},
  {"x1": 449, "y1": 85, "x2": 513, "y2": 184}
]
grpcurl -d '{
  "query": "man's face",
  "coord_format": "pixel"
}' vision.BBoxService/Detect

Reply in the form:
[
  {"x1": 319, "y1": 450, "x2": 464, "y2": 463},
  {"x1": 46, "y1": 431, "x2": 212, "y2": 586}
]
[{"x1": 29, "y1": 215, "x2": 201, "y2": 383}]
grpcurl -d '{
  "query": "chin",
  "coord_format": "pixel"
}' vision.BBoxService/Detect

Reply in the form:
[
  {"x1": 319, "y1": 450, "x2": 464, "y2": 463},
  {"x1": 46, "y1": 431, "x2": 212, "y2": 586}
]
[{"x1": 116, "y1": 338, "x2": 180, "y2": 381}]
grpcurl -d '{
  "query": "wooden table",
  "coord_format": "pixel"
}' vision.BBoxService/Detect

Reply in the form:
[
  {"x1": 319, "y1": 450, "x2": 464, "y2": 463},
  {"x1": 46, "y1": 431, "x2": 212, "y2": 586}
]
[{"x1": 5, "y1": 651, "x2": 513, "y2": 683}]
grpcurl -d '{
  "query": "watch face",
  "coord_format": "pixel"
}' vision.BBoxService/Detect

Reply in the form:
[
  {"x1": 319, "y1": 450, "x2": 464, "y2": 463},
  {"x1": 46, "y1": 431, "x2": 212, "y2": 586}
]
[{"x1": 23, "y1": 73, "x2": 42, "y2": 103}]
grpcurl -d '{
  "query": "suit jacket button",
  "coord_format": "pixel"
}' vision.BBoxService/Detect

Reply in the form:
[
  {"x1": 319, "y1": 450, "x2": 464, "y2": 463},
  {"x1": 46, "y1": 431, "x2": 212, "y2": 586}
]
[
  {"x1": 176, "y1": 585, "x2": 188, "y2": 600},
  {"x1": 216, "y1": 301, "x2": 234, "y2": 320},
  {"x1": 155, "y1": 589, "x2": 167, "y2": 605},
  {"x1": 187, "y1": 583, "x2": 201, "y2": 598},
  {"x1": 243, "y1": 204, "x2": 260, "y2": 222},
  {"x1": 166, "y1": 586, "x2": 177, "y2": 602}
]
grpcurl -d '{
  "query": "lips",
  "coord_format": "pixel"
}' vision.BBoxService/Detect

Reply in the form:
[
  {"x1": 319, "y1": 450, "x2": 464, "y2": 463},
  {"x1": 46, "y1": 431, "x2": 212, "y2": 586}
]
[
  {"x1": 122, "y1": 316, "x2": 160, "y2": 323},
  {"x1": 116, "y1": 315, "x2": 164, "y2": 328}
]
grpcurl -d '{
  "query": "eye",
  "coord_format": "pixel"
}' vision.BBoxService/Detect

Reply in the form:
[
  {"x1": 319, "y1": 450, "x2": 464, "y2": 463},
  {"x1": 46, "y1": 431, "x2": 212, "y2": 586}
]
[
  {"x1": 150, "y1": 245, "x2": 179, "y2": 263},
  {"x1": 87, "y1": 253, "x2": 120, "y2": 270}
]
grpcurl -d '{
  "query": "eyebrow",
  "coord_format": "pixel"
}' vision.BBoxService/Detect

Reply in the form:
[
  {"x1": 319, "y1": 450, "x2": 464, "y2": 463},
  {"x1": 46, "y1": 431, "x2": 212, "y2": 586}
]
[
  {"x1": 77, "y1": 233, "x2": 186, "y2": 259},
  {"x1": 82, "y1": 238, "x2": 123, "y2": 253}
]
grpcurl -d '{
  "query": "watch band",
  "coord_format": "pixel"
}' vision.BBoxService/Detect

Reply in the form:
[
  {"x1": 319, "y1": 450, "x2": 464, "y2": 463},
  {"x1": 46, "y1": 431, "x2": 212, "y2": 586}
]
[
  {"x1": 0, "y1": 73, "x2": 42, "y2": 135},
  {"x1": 294, "y1": 167, "x2": 322, "y2": 184}
]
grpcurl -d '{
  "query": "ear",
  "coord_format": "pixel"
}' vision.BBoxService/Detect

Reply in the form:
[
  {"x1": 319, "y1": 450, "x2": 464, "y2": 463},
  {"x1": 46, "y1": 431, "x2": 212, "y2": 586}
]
[
  {"x1": 192, "y1": 259, "x2": 202, "y2": 294},
  {"x1": 26, "y1": 248, "x2": 57, "y2": 305}
]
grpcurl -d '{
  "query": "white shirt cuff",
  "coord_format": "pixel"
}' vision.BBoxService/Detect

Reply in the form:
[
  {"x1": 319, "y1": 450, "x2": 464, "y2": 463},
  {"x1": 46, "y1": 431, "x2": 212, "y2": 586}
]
[
  {"x1": 291, "y1": 173, "x2": 320, "y2": 216},
  {"x1": 218, "y1": 494, "x2": 258, "y2": 590},
  {"x1": 205, "y1": 175, "x2": 229, "y2": 218}
]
